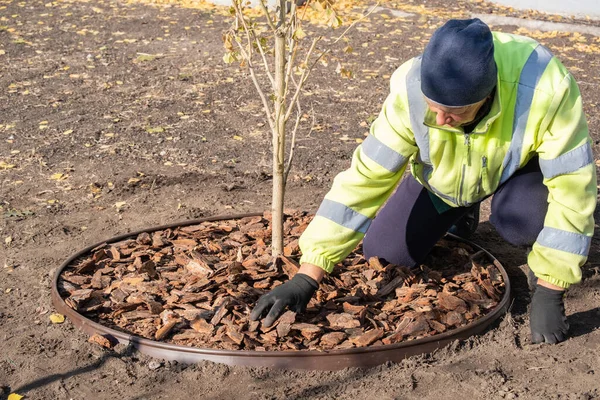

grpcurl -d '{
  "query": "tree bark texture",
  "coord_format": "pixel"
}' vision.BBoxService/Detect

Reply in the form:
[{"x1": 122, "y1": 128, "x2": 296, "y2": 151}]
[{"x1": 271, "y1": 16, "x2": 287, "y2": 256}]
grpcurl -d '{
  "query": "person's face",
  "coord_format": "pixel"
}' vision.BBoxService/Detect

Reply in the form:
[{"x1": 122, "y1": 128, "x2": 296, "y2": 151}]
[{"x1": 425, "y1": 97, "x2": 488, "y2": 127}]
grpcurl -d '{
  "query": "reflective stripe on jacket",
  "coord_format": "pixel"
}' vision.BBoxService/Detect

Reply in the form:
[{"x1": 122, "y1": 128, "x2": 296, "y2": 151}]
[{"x1": 299, "y1": 32, "x2": 597, "y2": 288}]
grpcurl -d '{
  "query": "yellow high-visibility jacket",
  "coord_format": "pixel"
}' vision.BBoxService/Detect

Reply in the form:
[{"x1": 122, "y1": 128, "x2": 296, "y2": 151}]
[{"x1": 299, "y1": 32, "x2": 597, "y2": 289}]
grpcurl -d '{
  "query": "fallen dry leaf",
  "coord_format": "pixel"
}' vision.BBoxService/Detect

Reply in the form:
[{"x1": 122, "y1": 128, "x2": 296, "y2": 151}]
[
  {"x1": 49, "y1": 313, "x2": 65, "y2": 324},
  {"x1": 0, "y1": 161, "x2": 16, "y2": 169},
  {"x1": 50, "y1": 173, "x2": 68, "y2": 181}
]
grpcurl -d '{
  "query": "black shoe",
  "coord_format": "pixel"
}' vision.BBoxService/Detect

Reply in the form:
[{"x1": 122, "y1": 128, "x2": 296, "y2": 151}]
[{"x1": 448, "y1": 203, "x2": 480, "y2": 239}]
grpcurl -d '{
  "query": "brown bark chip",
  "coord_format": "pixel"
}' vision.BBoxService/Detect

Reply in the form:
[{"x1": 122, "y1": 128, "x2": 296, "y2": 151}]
[
  {"x1": 437, "y1": 292, "x2": 468, "y2": 313},
  {"x1": 367, "y1": 257, "x2": 385, "y2": 272},
  {"x1": 88, "y1": 334, "x2": 115, "y2": 349},
  {"x1": 320, "y1": 332, "x2": 347, "y2": 348},
  {"x1": 349, "y1": 329, "x2": 384, "y2": 347},
  {"x1": 226, "y1": 328, "x2": 245, "y2": 345},
  {"x1": 444, "y1": 311, "x2": 467, "y2": 327},
  {"x1": 291, "y1": 323, "x2": 322, "y2": 340},
  {"x1": 190, "y1": 318, "x2": 214, "y2": 335},
  {"x1": 276, "y1": 311, "x2": 297, "y2": 338},
  {"x1": 138, "y1": 260, "x2": 158, "y2": 279},
  {"x1": 185, "y1": 258, "x2": 213, "y2": 278},
  {"x1": 70, "y1": 288, "x2": 94, "y2": 303},
  {"x1": 143, "y1": 298, "x2": 164, "y2": 315},
  {"x1": 376, "y1": 275, "x2": 407, "y2": 298},
  {"x1": 278, "y1": 255, "x2": 300, "y2": 277},
  {"x1": 59, "y1": 212, "x2": 505, "y2": 351},
  {"x1": 155, "y1": 318, "x2": 180, "y2": 340},
  {"x1": 210, "y1": 298, "x2": 231, "y2": 326},
  {"x1": 342, "y1": 302, "x2": 365, "y2": 315},
  {"x1": 399, "y1": 314, "x2": 431, "y2": 337},
  {"x1": 326, "y1": 313, "x2": 361, "y2": 330}
]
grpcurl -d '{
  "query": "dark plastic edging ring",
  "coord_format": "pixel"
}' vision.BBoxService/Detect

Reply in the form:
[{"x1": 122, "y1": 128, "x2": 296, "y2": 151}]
[{"x1": 51, "y1": 213, "x2": 512, "y2": 371}]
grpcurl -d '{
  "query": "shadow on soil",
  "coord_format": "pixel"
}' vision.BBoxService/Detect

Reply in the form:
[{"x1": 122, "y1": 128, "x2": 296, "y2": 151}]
[
  {"x1": 7, "y1": 344, "x2": 138, "y2": 397},
  {"x1": 569, "y1": 307, "x2": 600, "y2": 339},
  {"x1": 244, "y1": 365, "x2": 387, "y2": 400}
]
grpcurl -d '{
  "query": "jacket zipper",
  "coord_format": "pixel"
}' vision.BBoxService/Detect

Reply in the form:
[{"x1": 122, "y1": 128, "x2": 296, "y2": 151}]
[
  {"x1": 458, "y1": 164, "x2": 466, "y2": 206},
  {"x1": 464, "y1": 134, "x2": 471, "y2": 167},
  {"x1": 458, "y1": 134, "x2": 472, "y2": 205},
  {"x1": 477, "y1": 155, "x2": 487, "y2": 194}
]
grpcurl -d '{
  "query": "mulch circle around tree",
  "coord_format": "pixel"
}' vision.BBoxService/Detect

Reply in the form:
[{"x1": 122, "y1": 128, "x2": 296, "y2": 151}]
[{"x1": 57, "y1": 211, "x2": 505, "y2": 352}]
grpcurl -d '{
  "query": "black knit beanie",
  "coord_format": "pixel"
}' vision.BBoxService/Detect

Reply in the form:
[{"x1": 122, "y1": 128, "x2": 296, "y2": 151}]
[{"x1": 421, "y1": 18, "x2": 497, "y2": 107}]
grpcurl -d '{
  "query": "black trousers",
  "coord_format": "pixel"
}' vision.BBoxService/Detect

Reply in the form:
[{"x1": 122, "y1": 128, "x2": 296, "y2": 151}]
[{"x1": 363, "y1": 158, "x2": 548, "y2": 266}]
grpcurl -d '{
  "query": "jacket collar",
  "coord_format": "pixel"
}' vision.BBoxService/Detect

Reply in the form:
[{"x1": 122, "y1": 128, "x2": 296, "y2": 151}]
[{"x1": 422, "y1": 85, "x2": 503, "y2": 134}]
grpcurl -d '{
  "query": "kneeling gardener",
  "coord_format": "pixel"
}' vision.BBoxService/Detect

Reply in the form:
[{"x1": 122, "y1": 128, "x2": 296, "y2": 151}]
[{"x1": 250, "y1": 19, "x2": 597, "y2": 344}]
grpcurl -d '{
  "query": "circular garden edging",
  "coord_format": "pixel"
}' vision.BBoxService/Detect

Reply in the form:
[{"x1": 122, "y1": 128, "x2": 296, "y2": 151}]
[{"x1": 51, "y1": 213, "x2": 511, "y2": 371}]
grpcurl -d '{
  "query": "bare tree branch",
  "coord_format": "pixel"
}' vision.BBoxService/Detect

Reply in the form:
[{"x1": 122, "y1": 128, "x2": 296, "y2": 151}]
[
  {"x1": 252, "y1": 0, "x2": 277, "y2": 88},
  {"x1": 232, "y1": 1, "x2": 255, "y2": 59},
  {"x1": 258, "y1": 0, "x2": 277, "y2": 31},
  {"x1": 284, "y1": 36, "x2": 319, "y2": 122},
  {"x1": 284, "y1": 39, "x2": 299, "y2": 103},
  {"x1": 232, "y1": 0, "x2": 275, "y2": 131},
  {"x1": 284, "y1": 10, "x2": 301, "y2": 96},
  {"x1": 250, "y1": 29, "x2": 275, "y2": 87},
  {"x1": 232, "y1": 35, "x2": 275, "y2": 132},
  {"x1": 242, "y1": 61, "x2": 276, "y2": 132},
  {"x1": 297, "y1": 0, "x2": 311, "y2": 20}
]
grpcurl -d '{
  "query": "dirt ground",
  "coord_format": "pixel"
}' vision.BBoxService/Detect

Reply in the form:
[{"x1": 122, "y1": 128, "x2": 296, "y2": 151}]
[{"x1": 1, "y1": 0, "x2": 600, "y2": 398}]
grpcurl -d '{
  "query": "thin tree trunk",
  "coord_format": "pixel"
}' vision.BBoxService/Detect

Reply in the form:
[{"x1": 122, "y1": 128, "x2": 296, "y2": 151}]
[{"x1": 271, "y1": 16, "x2": 287, "y2": 256}]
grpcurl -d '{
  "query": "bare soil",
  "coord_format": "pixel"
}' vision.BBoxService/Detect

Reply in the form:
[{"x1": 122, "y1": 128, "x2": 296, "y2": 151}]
[{"x1": 1, "y1": 0, "x2": 599, "y2": 399}]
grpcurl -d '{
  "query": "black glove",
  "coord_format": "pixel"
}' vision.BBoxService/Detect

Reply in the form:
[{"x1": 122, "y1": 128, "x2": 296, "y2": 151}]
[
  {"x1": 530, "y1": 285, "x2": 569, "y2": 344},
  {"x1": 249, "y1": 273, "x2": 318, "y2": 327}
]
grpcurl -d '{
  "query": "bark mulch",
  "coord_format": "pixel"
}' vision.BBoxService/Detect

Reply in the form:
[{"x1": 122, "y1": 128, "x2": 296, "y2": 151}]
[{"x1": 58, "y1": 211, "x2": 505, "y2": 351}]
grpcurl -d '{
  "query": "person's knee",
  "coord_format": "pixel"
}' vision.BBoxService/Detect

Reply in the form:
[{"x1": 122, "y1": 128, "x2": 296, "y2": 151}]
[
  {"x1": 490, "y1": 205, "x2": 543, "y2": 246},
  {"x1": 362, "y1": 229, "x2": 416, "y2": 267},
  {"x1": 490, "y1": 164, "x2": 547, "y2": 247}
]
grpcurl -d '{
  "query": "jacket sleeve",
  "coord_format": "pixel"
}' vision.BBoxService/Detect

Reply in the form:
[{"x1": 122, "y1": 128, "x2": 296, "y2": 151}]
[
  {"x1": 529, "y1": 70, "x2": 597, "y2": 289},
  {"x1": 299, "y1": 61, "x2": 419, "y2": 273}
]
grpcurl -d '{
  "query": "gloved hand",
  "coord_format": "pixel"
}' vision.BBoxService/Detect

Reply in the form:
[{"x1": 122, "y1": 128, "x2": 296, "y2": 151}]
[
  {"x1": 530, "y1": 285, "x2": 569, "y2": 344},
  {"x1": 249, "y1": 273, "x2": 318, "y2": 327}
]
